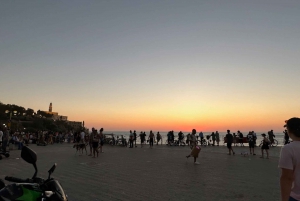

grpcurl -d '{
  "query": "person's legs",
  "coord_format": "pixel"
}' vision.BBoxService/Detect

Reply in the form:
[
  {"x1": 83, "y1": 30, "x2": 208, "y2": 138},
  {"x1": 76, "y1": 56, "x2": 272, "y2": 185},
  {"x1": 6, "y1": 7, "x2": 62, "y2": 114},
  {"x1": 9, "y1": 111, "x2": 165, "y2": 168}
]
[
  {"x1": 266, "y1": 150, "x2": 269, "y2": 159},
  {"x1": 260, "y1": 149, "x2": 264, "y2": 158},
  {"x1": 89, "y1": 143, "x2": 92, "y2": 156}
]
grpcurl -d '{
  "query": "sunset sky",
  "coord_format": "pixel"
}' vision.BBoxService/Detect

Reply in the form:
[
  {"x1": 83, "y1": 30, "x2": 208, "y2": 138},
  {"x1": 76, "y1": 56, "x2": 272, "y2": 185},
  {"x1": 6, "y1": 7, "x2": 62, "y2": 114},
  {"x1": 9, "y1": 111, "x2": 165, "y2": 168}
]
[{"x1": 1, "y1": 1, "x2": 299, "y2": 132}]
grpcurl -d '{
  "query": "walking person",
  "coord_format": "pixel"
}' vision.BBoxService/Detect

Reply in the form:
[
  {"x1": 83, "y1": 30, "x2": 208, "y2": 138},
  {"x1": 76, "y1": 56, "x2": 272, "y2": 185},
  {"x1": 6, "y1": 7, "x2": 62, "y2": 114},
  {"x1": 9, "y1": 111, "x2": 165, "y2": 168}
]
[
  {"x1": 186, "y1": 129, "x2": 201, "y2": 164},
  {"x1": 247, "y1": 131, "x2": 256, "y2": 155},
  {"x1": 98, "y1": 128, "x2": 104, "y2": 153},
  {"x1": 226, "y1": 130, "x2": 235, "y2": 155},
  {"x1": 149, "y1": 130, "x2": 154, "y2": 148},
  {"x1": 260, "y1": 133, "x2": 269, "y2": 159},
  {"x1": 215, "y1": 131, "x2": 220, "y2": 146},
  {"x1": 279, "y1": 117, "x2": 300, "y2": 201}
]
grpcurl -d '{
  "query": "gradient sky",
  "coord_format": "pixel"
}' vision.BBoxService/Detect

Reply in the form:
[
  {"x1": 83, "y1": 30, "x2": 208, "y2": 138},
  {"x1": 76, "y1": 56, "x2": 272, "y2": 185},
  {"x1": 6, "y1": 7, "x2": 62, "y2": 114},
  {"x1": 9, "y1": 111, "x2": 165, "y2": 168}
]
[{"x1": 1, "y1": 0, "x2": 299, "y2": 132}]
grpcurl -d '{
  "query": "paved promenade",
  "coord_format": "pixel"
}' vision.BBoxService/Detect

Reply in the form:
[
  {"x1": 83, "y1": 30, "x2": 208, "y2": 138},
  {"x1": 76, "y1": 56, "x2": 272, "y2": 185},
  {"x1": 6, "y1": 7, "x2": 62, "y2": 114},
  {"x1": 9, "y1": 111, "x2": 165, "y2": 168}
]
[{"x1": 1, "y1": 144, "x2": 281, "y2": 201}]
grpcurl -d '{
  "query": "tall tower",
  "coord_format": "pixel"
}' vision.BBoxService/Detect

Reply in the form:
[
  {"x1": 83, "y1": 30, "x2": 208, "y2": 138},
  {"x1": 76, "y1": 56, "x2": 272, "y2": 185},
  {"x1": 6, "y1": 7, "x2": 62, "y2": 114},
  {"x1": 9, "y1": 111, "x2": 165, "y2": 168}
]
[{"x1": 49, "y1": 102, "x2": 52, "y2": 112}]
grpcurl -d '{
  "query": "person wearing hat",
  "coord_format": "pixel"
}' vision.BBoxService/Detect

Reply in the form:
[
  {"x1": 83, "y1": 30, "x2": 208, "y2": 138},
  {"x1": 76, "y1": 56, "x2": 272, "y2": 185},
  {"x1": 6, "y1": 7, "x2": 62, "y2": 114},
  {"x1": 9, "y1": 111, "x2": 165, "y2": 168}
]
[
  {"x1": 260, "y1": 133, "x2": 269, "y2": 159},
  {"x1": 279, "y1": 117, "x2": 300, "y2": 201}
]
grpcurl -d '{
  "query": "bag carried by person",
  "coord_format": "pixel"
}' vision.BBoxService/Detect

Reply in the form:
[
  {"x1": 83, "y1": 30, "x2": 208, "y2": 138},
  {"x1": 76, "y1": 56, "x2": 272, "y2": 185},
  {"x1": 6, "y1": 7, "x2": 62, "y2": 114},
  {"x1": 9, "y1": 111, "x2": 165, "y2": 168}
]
[{"x1": 190, "y1": 145, "x2": 201, "y2": 158}]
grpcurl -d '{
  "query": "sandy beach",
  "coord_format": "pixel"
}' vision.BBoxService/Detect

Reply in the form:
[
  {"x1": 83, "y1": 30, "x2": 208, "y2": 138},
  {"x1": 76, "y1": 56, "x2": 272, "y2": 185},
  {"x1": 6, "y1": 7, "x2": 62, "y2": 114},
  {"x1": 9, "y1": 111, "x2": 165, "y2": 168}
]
[{"x1": 0, "y1": 144, "x2": 281, "y2": 201}]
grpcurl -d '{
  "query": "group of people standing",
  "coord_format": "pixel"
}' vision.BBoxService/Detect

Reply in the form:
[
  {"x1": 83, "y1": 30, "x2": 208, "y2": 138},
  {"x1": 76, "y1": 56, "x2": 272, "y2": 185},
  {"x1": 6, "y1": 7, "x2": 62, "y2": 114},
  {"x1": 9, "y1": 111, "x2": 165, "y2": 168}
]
[
  {"x1": 225, "y1": 130, "x2": 270, "y2": 158},
  {"x1": 77, "y1": 127, "x2": 104, "y2": 158},
  {"x1": 128, "y1": 130, "x2": 162, "y2": 148}
]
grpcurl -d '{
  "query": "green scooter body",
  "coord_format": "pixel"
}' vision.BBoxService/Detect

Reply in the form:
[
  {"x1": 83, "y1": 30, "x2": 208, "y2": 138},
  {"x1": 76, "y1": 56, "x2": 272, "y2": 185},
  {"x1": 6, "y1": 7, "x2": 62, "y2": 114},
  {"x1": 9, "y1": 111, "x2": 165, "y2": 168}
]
[{"x1": 0, "y1": 183, "x2": 43, "y2": 201}]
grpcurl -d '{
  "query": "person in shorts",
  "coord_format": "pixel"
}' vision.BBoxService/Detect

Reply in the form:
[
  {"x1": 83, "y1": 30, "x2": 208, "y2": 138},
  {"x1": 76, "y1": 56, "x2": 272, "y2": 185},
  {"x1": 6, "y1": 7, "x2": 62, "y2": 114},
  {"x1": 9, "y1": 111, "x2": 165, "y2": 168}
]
[
  {"x1": 279, "y1": 117, "x2": 300, "y2": 201},
  {"x1": 92, "y1": 129, "x2": 99, "y2": 158},
  {"x1": 98, "y1": 128, "x2": 104, "y2": 153},
  {"x1": 247, "y1": 131, "x2": 256, "y2": 155},
  {"x1": 226, "y1": 130, "x2": 235, "y2": 155},
  {"x1": 260, "y1": 133, "x2": 269, "y2": 159}
]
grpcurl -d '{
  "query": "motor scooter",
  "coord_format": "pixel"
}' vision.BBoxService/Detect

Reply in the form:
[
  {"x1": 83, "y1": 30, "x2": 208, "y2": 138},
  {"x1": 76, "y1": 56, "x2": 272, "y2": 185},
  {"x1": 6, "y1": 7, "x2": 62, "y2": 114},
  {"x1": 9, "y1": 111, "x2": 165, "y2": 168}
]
[{"x1": 0, "y1": 146, "x2": 68, "y2": 201}]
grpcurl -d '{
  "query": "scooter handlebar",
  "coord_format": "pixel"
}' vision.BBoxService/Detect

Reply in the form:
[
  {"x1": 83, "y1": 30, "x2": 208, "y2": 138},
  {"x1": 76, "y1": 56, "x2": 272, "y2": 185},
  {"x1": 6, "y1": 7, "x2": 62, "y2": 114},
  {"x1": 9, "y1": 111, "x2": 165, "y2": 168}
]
[{"x1": 5, "y1": 176, "x2": 32, "y2": 183}]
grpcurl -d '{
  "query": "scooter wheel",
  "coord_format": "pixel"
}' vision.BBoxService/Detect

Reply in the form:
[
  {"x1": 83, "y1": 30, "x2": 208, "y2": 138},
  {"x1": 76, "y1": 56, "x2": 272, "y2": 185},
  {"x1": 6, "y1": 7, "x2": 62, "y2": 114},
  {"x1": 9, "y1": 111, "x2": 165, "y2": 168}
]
[{"x1": 5, "y1": 153, "x2": 10, "y2": 158}]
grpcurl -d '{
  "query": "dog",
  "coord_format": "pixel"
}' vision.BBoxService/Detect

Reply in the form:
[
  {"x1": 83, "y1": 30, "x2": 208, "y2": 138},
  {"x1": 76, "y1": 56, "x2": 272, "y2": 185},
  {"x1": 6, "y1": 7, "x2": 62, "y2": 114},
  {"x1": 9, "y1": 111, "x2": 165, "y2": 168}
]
[
  {"x1": 73, "y1": 143, "x2": 88, "y2": 155},
  {"x1": 241, "y1": 151, "x2": 249, "y2": 157}
]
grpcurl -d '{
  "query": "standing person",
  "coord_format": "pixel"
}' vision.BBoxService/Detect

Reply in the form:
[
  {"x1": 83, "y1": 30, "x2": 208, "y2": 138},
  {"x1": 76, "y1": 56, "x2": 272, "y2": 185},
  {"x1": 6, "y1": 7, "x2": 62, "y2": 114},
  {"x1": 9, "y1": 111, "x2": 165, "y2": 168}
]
[
  {"x1": 2, "y1": 129, "x2": 9, "y2": 152},
  {"x1": 0, "y1": 128, "x2": 3, "y2": 147},
  {"x1": 260, "y1": 134, "x2": 269, "y2": 159},
  {"x1": 98, "y1": 128, "x2": 104, "y2": 153},
  {"x1": 88, "y1": 128, "x2": 95, "y2": 156},
  {"x1": 186, "y1": 129, "x2": 201, "y2": 164},
  {"x1": 226, "y1": 130, "x2": 235, "y2": 155},
  {"x1": 139, "y1": 132, "x2": 144, "y2": 147},
  {"x1": 215, "y1": 131, "x2": 220, "y2": 146},
  {"x1": 80, "y1": 130, "x2": 85, "y2": 144},
  {"x1": 247, "y1": 131, "x2": 256, "y2": 155},
  {"x1": 238, "y1": 131, "x2": 244, "y2": 146},
  {"x1": 49, "y1": 132, "x2": 53, "y2": 144},
  {"x1": 133, "y1": 130, "x2": 137, "y2": 147},
  {"x1": 283, "y1": 130, "x2": 290, "y2": 145},
  {"x1": 167, "y1": 131, "x2": 171, "y2": 145},
  {"x1": 211, "y1": 132, "x2": 216, "y2": 146},
  {"x1": 73, "y1": 132, "x2": 77, "y2": 143},
  {"x1": 199, "y1": 131, "x2": 204, "y2": 145},
  {"x1": 279, "y1": 117, "x2": 300, "y2": 201},
  {"x1": 233, "y1": 133, "x2": 237, "y2": 146},
  {"x1": 186, "y1": 133, "x2": 191, "y2": 146},
  {"x1": 149, "y1": 130, "x2": 154, "y2": 148},
  {"x1": 92, "y1": 129, "x2": 99, "y2": 158},
  {"x1": 156, "y1": 132, "x2": 161, "y2": 145},
  {"x1": 253, "y1": 131, "x2": 257, "y2": 147},
  {"x1": 129, "y1": 130, "x2": 134, "y2": 148}
]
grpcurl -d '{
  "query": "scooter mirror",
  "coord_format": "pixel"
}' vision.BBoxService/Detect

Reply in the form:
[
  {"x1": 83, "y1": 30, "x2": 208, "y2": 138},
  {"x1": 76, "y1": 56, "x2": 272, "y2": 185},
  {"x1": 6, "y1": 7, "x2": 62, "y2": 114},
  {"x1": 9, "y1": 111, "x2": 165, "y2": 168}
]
[
  {"x1": 21, "y1": 146, "x2": 37, "y2": 164},
  {"x1": 48, "y1": 163, "x2": 57, "y2": 175}
]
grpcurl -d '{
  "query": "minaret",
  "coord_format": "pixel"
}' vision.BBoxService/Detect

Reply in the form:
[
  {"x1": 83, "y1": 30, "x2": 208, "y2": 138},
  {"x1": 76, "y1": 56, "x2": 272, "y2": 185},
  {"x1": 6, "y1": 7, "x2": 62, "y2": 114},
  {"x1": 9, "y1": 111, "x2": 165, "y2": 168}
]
[{"x1": 49, "y1": 102, "x2": 52, "y2": 112}]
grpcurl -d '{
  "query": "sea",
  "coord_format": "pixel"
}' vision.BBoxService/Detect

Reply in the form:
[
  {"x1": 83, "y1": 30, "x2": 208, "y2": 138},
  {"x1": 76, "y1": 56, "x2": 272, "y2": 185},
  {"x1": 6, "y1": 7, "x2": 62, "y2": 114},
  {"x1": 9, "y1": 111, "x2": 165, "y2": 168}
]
[{"x1": 103, "y1": 131, "x2": 287, "y2": 146}]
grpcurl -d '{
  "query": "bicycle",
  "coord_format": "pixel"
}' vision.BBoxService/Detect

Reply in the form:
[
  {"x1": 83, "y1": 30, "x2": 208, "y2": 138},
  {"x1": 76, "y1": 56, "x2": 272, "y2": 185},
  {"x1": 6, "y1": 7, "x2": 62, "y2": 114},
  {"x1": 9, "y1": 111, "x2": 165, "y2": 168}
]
[
  {"x1": 173, "y1": 139, "x2": 186, "y2": 146},
  {"x1": 259, "y1": 138, "x2": 278, "y2": 147}
]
